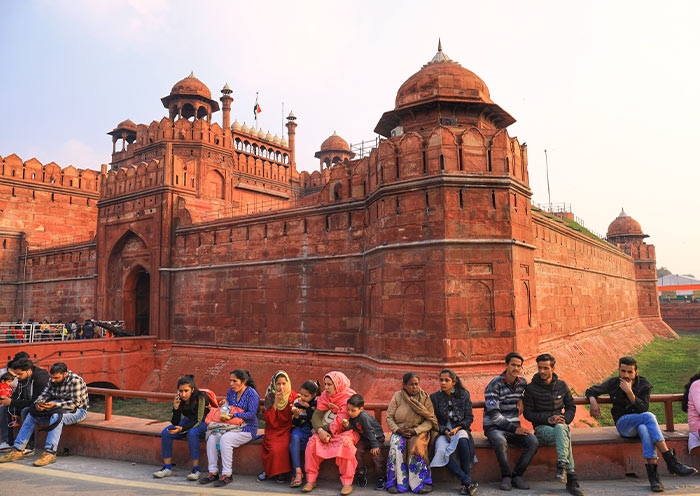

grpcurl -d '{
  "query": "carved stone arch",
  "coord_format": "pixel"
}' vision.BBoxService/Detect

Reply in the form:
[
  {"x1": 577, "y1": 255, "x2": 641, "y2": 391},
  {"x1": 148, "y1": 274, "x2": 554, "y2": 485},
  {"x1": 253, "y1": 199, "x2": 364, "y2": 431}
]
[
  {"x1": 331, "y1": 181, "x2": 342, "y2": 201},
  {"x1": 466, "y1": 280, "x2": 493, "y2": 332},
  {"x1": 205, "y1": 169, "x2": 225, "y2": 199}
]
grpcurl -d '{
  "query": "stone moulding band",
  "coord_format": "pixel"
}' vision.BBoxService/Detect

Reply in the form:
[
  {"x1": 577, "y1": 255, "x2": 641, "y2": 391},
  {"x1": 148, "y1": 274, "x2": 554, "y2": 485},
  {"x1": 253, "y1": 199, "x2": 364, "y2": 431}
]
[
  {"x1": 159, "y1": 238, "x2": 537, "y2": 273},
  {"x1": 533, "y1": 257, "x2": 636, "y2": 282},
  {"x1": 4, "y1": 274, "x2": 98, "y2": 286}
]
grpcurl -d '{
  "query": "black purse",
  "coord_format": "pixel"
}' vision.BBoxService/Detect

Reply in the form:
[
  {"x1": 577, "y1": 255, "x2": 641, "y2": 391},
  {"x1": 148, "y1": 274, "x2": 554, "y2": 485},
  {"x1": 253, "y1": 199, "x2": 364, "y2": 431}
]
[{"x1": 28, "y1": 404, "x2": 63, "y2": 432}]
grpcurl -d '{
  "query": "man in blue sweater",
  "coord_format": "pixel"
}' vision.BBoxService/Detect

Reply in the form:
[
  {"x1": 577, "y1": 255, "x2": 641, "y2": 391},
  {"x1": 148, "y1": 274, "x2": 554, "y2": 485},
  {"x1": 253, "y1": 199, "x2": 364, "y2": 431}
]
[{"x1": 483, "y1": 352, "x2": 538, "y2": 491}]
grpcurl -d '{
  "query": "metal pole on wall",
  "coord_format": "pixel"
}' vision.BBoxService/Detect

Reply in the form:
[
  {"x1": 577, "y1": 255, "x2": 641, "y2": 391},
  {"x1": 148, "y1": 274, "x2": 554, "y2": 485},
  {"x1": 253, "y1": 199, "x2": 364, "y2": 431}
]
[
  {"x1": 21, "y1": 242, "x2": 28, "y2": 322},
  {"x1": 544, "y1": 149, "x2": 552, "y2": 212}
]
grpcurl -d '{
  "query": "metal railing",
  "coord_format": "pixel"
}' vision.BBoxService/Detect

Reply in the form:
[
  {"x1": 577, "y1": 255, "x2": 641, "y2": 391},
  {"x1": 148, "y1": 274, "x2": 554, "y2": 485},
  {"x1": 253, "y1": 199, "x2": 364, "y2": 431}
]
[
  {"x1": 0, "y1": 322, "x2": 67, "y2": 343},
  {"x1": 87, "y1": 387, "x2": 684, "y2": 432}
]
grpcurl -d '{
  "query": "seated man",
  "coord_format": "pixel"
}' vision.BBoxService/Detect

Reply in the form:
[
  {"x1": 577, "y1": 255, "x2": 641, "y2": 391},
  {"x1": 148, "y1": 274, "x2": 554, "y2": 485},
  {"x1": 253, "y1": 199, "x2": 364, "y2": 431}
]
[
  {"x1": 586, "y1": 356, "x2": 697, "y2": 492},
  {"x1": 0, "y1": 357, "x2": 50, "y2": 454},
  {"x1": 483, "y1": 352, "x2": 538, "y2": 491},
  {"x1": 523, "y1": 353, "x2": 583, "y2": 496},
  {"x1": 0, "y1": 362, "x2": 88, "y2": 467}
]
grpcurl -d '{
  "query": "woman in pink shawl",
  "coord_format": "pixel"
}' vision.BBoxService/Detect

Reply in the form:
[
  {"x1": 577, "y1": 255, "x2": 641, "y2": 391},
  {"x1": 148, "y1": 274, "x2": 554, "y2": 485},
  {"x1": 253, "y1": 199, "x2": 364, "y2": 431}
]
[{"x1": 302, "y1": 371, "x2": 358, "y2": 495}]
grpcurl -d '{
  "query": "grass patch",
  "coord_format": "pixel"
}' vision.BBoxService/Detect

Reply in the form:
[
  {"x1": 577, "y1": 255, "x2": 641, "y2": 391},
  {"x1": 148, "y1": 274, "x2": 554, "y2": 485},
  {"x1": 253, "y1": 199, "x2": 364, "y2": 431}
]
[
  {"x1": 586, "y1": 331, "x2": 700, "y2": 426},
  {"x1": 89, "y1": 397, "x2": 173, "y2": 422}
]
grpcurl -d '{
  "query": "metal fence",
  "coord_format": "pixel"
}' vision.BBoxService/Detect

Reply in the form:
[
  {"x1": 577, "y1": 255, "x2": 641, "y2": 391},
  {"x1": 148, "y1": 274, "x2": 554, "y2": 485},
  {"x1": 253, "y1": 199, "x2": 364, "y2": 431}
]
[{"x1": 0, "y1": 322, "x2": 67, "y2": 344}]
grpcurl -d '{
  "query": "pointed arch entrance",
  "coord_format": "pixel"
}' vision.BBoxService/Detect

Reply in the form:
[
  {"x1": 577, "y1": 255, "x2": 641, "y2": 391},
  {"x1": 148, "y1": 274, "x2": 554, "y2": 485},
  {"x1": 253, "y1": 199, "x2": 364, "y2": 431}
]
[{"x1": 124, "y1": 266, "x2": 150, "y2": 335}]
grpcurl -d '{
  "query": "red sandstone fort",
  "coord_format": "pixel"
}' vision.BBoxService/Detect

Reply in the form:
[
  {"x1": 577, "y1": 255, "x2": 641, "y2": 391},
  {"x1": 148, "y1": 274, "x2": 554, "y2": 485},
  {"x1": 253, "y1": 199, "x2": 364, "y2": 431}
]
[{"x1": 0, "y1": 44, "x2": 675, "y2": 398}]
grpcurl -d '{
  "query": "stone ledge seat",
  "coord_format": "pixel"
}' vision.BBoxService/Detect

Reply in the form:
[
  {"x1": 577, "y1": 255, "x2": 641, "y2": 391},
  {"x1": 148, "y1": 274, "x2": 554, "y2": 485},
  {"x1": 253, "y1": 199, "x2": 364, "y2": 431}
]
[{"x1": 56, "y1": 413, "x2": 697, "y2": 482}]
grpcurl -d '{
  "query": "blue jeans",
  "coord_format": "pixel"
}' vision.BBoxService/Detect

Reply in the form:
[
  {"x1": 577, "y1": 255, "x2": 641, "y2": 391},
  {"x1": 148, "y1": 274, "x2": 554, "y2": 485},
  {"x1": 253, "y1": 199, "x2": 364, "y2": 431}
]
[
  {"x1": 446, "y1": 437, "x2": 473, "y2": 484},
  {"x1": 290, "y1": 425, "x2": 312, "y2": 470},
  {"x1": 486, "y1": 428, "x2": 539, "y2": 477},
  {"x1": 14, "y1": 408, "x2": 87, "y2": 453},
  {"x1": 616, "y1": 412, "x2": 665, "y2": 459},
  {"x1": 160, "y1": 418, "x2": 207, "y2": 461}
]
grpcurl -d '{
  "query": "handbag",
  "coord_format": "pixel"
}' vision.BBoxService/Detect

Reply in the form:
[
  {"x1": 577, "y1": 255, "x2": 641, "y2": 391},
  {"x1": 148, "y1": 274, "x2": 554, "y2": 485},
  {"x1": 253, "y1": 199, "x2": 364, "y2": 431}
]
[{"x1": 28, "y1": 404, "x2": 63, "y2": 431}]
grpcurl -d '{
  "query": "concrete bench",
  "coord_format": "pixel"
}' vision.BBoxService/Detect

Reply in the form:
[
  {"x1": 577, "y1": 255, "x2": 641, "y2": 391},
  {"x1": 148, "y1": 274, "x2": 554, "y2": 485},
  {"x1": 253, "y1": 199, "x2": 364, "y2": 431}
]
[{"x1": 53, "y1": 412, "x2": 698, "y2": 482}]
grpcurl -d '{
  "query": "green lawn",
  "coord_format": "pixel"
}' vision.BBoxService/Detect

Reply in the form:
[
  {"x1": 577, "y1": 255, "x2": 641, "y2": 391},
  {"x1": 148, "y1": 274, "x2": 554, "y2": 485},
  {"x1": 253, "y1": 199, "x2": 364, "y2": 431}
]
[{"x1": 588, "y1": 331, "x2": 700, "y2": 426}]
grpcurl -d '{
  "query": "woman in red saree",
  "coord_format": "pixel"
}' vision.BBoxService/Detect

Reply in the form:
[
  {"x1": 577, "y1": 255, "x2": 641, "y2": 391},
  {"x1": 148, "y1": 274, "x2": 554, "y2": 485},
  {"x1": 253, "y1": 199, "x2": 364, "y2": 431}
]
[
  {"x1": 260, "y1": 370, "x2": 297, "y2": 482},
  {"x1": 302, "y1": 371, "x2": 358, "y2": 495}
]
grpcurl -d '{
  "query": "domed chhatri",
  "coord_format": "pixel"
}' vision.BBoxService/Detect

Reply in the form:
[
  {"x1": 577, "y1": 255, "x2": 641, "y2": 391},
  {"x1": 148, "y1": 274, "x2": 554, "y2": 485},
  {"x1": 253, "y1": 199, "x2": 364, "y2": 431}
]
[
  {"x1": 320, "y1": 131, "x2": 350, "y2": 152},
  {"x1": 170, "y1": 71, "x2": 213, "y2": 99},
  {"x1": 607, "y1": 208, "x2": 648, "y2": 243},
  {"x1": 161, "y1": 72, "x2": 220, "y2": 121},
  {"x1": 375, "y1": 41, "x2": 514, "y2": 136}
]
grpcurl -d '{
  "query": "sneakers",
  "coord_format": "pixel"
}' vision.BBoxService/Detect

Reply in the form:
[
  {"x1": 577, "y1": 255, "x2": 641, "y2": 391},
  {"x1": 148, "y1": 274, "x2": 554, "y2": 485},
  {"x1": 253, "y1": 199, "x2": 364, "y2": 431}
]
[
  {"x1": 461, "y1": 482, "x2": 478, "y2": 496},
  {"x1": 566, "y1": 472, "x2": 584, "y2": 496},
  {"x1": 375, "y1": 477, "x2": 386, "y2": 491},
  {"x1": 153, "y1": 466, "x2": 173, "y2": 478},
  {"x1": 213, "y1": 475, "x2": 232, "y2": 487},
  {"x1": 33, "y1": 451, "x2": 56, "y2": 467},
  {"x1": 199, "y1": 472, "x2": 218, "y2": 484},
  {"x1": 186, "y1": 469, "x2": 201, "y2": 481},
  {"x1": 0, "y1": 442, "x2": 12, "y2": 452},
  {"x1": 257, "y1": 471, "x2": 267, "y2": 481},
  {"x1": 663, "y1": 448, "x2": 698, "y2": 477},
  {"x1": 511, "y1": 475, "x2": 529, "y2": 490},
  {"x1": 499, "y1": 476, "x2": 512, "y2": 491},
  {"x1": 356, "y1": 465, "x2": 368, "y2": 487},
  {"x1": 0, "y1": 449, "x2": 24, "y2": 463},
  {"x1": 341, "y1": 484, "x2": 353, "y2": 495},
  {"x1": 21, "y1": 448, "x2": 35, "y2": 456},
  {"x1": 556, "y1": 462, "x2": 568, "y2": 484}
]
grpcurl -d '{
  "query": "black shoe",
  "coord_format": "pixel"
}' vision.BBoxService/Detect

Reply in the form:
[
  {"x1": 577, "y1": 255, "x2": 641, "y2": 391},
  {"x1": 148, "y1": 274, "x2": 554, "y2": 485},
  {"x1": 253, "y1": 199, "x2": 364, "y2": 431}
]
[
  {"x1": 556, "y1": 462, "x2": 568, "y2": 484},
  {"x1": 199, "y1": 472, "x2": 218, "y2": 484},
  {"x1": 356, "y1": 465, "x2": 368, "y2": 487},
  {"x1": 257, "y1": 471, "x2": 267, "y2": 482},
  {"x1": 663, "y1": 448, "x2": 698, "y2": 477},
  {"x1": 387, "y1": 486, "x2": 399, "y2": 494},
  {"x1": 213, "y1": 475, "x2": 232, "y2": 487},
  {"x1": 375, "y1": 477, "x2": 386, "y2": 490},
  {"x1": 645, "y1": 463, "x2": 665, "y2": 493},
  {"x1": 499, "y1": 476, "x2": 512, "y2": 491},
  {"x1": 417, "y1": 484, "x2": 432, "y2": 494},
  {"x1": 461, "y1": 482, "x2": 478, "y2": 496},
  {"x1": 566, "y1": 472, "x2": 584, "y2": 496},
  {"x1": 274, "y1": 474, "x2": 287, "y2": 484},
  {"x1": 511, "y1": 475, "x2": 529, "y2": 490}
]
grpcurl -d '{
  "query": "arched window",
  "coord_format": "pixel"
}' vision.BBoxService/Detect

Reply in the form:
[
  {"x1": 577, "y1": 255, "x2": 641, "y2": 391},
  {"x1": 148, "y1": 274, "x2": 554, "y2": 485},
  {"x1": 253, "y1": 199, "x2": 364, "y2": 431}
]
[{"x1": 283, "y1": 154, "x2": 289, "y2": 164}]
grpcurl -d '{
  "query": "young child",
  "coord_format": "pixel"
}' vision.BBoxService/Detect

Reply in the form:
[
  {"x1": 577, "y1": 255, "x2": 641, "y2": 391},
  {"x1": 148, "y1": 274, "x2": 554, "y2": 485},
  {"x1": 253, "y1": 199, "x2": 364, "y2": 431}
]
[
  {"x1": 289, "y1": 380, "x2": 319, "y2": 488},
  {"x1": 342, "y1": 393, "x2": 386, "y2": 490},
  {"x1": 0, "y1": 372, "x2": 14, "y2": 399}
]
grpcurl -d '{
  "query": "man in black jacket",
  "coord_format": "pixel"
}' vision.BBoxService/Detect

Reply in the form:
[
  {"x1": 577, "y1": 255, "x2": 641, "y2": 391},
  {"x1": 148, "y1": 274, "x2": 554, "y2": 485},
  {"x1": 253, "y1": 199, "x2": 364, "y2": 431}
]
[
  {"x1": 523, "y1": 354, "x2": 583, "y2": 496},
  {"x1": 0, "y1": 357, "x2": 50, "y2": 454},
  {"x1": 586, "y1": 356, "x2": 697, "y2": 492}
]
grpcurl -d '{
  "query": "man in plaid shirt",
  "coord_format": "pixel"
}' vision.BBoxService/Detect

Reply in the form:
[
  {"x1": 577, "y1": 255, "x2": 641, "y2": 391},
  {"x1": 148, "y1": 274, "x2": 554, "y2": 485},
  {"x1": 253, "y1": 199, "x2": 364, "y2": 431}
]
[{"x1": 0, "y1": 362, "x2": 88, "y2": 467}]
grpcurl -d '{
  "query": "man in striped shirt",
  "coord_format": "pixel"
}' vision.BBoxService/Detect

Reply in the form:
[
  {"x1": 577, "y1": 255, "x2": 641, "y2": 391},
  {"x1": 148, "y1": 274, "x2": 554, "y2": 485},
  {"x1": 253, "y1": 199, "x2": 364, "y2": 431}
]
[{"x1": 483, "y1": 352, "x2": 538, "y2": 491}]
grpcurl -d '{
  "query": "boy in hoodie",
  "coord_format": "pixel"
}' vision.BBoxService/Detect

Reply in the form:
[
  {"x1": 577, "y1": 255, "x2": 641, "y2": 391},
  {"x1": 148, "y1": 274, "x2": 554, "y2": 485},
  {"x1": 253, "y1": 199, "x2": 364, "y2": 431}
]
[{"x1": 523, "y1": 353, "x2": 583, "y2": 496}]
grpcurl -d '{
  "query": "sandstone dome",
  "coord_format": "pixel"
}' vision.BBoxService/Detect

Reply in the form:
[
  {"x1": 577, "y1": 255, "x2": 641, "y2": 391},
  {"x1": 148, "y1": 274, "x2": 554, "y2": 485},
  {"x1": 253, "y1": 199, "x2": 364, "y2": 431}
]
[
  {"x1": 395, "y1": 47, "x2": 493, "y2": 110},
  {"x1": 169, "y1": 72, "x2": 212, "y2": 100},
  {"x1": 607, "y1": 209, "x2": 645, "y2": 238},
  {"x1": 320, "y1": 132, "x2": 350, "y2": 152}
]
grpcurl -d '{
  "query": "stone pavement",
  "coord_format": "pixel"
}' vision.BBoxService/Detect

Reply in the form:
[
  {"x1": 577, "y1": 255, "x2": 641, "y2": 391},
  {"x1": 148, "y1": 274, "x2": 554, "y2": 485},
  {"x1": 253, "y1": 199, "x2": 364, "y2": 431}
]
[{"x1": 1, "y1": 455, "x2": 700, "y2": 496}]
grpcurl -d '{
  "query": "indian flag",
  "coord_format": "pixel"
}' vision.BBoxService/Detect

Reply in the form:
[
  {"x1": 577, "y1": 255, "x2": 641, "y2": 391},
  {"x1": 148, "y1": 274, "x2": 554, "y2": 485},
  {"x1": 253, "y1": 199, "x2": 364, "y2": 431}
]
[{"x1": 254, "y1": 94, "x2": 262, "y2": 116}]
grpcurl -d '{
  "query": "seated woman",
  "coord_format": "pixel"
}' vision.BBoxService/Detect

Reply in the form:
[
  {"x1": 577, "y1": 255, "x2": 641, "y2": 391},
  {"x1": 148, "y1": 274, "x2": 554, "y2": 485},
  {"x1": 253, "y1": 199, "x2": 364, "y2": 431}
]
[
  {"x1": 200, "y1": 369, "x2": 259, "y2": 487},
  {"x1": 302, "y1": 371, "x2": 358, "y2": 495},
  {"x1": 430, "y1": 369, "x2": 477, "y2": 496},
  {"x1": 259, "y1": 370, "x2": 297, "y2": 483},
  {"x1": 683, "y1": 370, "x2": 700, "y2": 455},
  {"x1": 154, "y1": 374, "x2": 210, "y2": 480},
  {"x1": 386, "y1": 372, "x2": 438, "y2": 494}
]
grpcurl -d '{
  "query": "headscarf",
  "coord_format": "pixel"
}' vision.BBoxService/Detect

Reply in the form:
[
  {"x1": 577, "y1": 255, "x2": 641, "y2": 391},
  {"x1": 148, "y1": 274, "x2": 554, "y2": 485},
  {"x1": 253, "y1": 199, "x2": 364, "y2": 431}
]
[
  {"x1": 316, "y1": 371, "x2": 356, "y2": 432},
  {"x1": 264, "y1": 370, "x2": 292, "y2": 411}
]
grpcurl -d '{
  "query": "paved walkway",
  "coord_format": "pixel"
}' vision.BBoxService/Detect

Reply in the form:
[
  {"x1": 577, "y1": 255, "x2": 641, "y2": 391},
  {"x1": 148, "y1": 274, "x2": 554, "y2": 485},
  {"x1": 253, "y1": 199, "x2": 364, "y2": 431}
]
[{"x1": 1, "y1": 455, "x2": 700, "y2": 495}]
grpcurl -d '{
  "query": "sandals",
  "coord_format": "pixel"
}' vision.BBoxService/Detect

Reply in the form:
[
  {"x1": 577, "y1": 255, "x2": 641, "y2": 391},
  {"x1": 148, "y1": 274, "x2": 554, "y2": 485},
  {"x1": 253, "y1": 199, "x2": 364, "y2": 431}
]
[{"x1": 290, "y1": 472, "x2": 304, "y2": 488}]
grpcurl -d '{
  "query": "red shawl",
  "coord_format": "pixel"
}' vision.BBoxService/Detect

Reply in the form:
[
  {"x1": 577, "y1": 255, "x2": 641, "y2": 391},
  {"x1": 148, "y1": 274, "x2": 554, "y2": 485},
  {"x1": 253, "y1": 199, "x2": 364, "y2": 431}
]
[{"x1": 317, "y1": 371, "x2": 356, "y2": 434}]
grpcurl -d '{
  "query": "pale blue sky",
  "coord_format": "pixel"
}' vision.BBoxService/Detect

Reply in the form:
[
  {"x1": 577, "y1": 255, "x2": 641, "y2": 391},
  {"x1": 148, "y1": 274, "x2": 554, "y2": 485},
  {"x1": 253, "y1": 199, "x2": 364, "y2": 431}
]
[{"x1": 1, "y1": 1, "x2": 699, "y2": 276}]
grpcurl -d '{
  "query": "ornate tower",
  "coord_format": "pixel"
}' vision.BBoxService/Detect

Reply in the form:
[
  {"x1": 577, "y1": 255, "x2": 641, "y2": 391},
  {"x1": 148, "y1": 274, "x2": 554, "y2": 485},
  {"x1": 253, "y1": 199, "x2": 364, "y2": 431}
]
[{"x1": 314, "y1": 132, "x2": 355, "y2": 171}]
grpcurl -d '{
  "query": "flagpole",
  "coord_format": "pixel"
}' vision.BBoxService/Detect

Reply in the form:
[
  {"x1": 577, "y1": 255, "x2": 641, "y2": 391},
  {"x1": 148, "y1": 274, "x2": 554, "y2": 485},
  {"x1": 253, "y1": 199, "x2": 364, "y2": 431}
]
[
  {"x1": 282, "y1": 101, "x2": 284, "y2": 139},
  {"x1": 255, "y1": 92, "x2": 258, "y2": 129}
]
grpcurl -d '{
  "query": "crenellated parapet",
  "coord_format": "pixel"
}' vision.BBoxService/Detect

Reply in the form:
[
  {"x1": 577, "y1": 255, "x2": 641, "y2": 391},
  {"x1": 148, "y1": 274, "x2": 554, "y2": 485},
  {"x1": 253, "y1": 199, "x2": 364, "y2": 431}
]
[
  {"x1": 102, "y1": 158, "x2": 164, "y2": 199},
  {"x1": 0, "y1": 153, "x2": 104, "y2": 197}
]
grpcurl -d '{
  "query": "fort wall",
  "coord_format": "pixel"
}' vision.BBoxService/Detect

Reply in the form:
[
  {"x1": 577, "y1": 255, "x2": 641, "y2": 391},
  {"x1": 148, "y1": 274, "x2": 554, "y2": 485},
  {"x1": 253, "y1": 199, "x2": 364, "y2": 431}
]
[{"x1": 661, "y1": 301, "x2": 700, "y2": 331}]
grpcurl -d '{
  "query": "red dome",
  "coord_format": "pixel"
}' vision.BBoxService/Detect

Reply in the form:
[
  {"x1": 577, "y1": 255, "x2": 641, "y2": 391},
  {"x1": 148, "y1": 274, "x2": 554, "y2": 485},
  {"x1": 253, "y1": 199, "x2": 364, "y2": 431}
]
[
  {"x1": 320, "y1": 132, "x2": 350, "y2": 152},
  {"x1": 607, "y1": 209, "x2": 645, "y2": 238},
  {"x1": 395, "y1": 59, "x2": 492, "y2": 110},
  {"x1": 169, "y1": 72, "x2": 212, "y2": 100}
]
